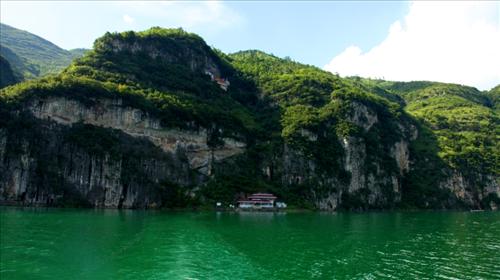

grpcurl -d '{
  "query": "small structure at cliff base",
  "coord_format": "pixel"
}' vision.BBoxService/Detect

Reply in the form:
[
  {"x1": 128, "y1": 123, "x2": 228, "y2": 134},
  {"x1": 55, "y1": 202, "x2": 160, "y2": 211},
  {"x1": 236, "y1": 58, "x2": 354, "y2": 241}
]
[{"x1": 237, "y1": 193, "x2": 287, "y2": 210}]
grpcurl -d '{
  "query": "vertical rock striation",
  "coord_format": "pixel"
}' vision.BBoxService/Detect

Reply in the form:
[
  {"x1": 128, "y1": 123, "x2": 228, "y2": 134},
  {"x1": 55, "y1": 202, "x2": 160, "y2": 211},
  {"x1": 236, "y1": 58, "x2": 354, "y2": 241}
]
[{"x1": 0, "y1": 96, "x2": 245, "y2": 208}]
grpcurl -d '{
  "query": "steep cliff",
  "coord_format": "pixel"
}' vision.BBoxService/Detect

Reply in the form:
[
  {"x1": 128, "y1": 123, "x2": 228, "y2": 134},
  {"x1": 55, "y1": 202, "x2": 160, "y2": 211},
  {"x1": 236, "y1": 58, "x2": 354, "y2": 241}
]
[
  {"x1": 0, "y1": 28, "x2": 254, "y2": 208},
  {"x1": 353, "y1": 79, "x2": 500, "y2": 209},
  {"x1": 224, "y1": 51, "x2": 421, "y2": 210},
  {"x1": 274, "y1": 98, "x2": 416, "y2": 210},
  {"x1": 228, "y1": 51, "x2": 498, "y2": 210},
  {"x1": 0, "y1": 94, "x2": 246, "y2": 207},
  {"x1": 0, "y1": 28, "x2": 498, "y2": 210}
]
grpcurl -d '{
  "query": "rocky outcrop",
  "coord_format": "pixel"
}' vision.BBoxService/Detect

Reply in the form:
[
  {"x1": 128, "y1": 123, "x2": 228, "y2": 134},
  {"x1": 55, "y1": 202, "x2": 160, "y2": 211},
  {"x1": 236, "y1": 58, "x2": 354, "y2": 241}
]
[
  {"x1": 340, "y1": 136, "x2": 366, "y2": 193},
  {"x1": 391, "y1": 140, "x2": 410, "y2": 176},
  {"x1": 28, "y1": 97, "x2": 245, "y2": 174},
  {"x1": 0, "y1": 119, "x2": 193, "y2": 208},
  {"x1": 1, "y1": 95, "x2": 496, "y2": 210},
  {"x1": 350, "y1": 102, "x2": 378, "y2": 132},
  {"x1": 0, "y1": 96, "x2": 245, "y2": 208},
  {"x1": 440, "y1": 172, "x2": 500, "y2": 209},
  {"x1": 280, "y1": 102, "x2": 413, "y2": 210}
]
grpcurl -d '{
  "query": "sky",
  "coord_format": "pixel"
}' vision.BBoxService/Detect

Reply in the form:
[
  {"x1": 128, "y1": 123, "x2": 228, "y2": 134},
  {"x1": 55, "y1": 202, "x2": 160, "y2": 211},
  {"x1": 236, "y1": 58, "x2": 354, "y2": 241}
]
[{"x1": 1, "y1": 1, "x2": 499, "y2": 90}]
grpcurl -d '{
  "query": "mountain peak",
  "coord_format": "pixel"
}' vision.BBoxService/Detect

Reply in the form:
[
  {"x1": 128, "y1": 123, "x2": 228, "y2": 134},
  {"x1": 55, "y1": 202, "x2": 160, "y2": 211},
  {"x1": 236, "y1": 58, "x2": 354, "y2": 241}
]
[
  {"x1": 96, "y1": 27, "x2": 203, "y2": 48},
  {"x1": 93, "y1": 27, "x2": 211, "y2": 65},
  {"x1": 67, "y1": 27, "x2": 233, "y2": 92}
]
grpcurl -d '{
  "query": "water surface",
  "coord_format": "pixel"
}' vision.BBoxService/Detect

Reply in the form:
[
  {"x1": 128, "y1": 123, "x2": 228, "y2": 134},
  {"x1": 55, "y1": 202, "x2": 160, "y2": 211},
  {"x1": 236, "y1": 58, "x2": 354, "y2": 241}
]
[{"x1": 1, "y1": 208, "x2": 499, "y2": 279}]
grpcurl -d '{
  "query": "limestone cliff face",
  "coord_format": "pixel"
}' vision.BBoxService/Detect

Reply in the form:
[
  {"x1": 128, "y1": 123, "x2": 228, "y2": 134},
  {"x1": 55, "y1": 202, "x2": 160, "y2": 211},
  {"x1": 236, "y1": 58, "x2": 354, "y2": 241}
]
[
  {"x1": 0, "y1": 96, "x2": 245, "y2": 208},
  {"x1": 440, "y1": 172, "x2": 500, "y2": 209},
  {"x1": 0, "y1": 131, "x2": 184, "y2": 208},
  {"x1": 28, "y1": 97, "x2": 245, "y2": 174},
  {"x1": 3, "y1": 28, "x2": 496, "y2": 211},
  {"x1": 280, "y1": 102, "x2": 413, "y2": 210},
  {"x1": 1, "y1": 95, "x2": 496, "y2": 210}
]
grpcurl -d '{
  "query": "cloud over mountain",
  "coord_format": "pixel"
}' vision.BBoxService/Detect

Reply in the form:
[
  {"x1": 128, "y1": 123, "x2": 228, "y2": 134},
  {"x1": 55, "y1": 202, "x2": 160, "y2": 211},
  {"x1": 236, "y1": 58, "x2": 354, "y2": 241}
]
[{"x1": 324, "y1": 1, "x2": 500, "y2": 90}]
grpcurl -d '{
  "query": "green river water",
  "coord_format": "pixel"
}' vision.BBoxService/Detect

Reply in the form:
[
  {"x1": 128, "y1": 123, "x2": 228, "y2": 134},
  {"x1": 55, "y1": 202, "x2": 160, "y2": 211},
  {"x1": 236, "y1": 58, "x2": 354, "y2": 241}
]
[{"x1": 1, "y1": 207, "x2": 499, "y2": 279}]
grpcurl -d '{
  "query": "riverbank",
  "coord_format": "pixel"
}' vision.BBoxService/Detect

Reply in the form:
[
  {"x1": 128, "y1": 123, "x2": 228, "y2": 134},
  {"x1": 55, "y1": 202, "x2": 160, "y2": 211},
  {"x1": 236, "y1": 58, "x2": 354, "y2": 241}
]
[{"x1": 1, "y1": 202, "x2": 497, "y2": 214}]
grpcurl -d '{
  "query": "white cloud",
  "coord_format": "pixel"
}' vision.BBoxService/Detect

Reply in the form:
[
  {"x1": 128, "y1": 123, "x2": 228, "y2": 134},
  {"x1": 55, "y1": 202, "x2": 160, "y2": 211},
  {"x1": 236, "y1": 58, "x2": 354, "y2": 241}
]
[
  {"x1": 324, "y1": 1, "x2": 500, "y2": 90},
  {"x1": 122, "y1": 14, "x2": 135, "y2": 24},
  {"x1": 0, "y1": 1, "x2": 244, "y2": 49},
  {"x1": 116, "y1": 1, "x2": 243, "y2": 30}
]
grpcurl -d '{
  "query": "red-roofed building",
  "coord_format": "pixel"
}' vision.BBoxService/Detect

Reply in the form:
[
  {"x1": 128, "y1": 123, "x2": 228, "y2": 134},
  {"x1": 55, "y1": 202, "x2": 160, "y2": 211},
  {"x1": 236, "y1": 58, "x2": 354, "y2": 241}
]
[
  {"x1": 204, "y1": 70, "x2": 230, "y2": 91},
  {"x1": 214, "y1": 77, "x2": 230, "y2": 91},
  {"x1": 238, "y1": 193, "x2": 277, "y2": 209}
]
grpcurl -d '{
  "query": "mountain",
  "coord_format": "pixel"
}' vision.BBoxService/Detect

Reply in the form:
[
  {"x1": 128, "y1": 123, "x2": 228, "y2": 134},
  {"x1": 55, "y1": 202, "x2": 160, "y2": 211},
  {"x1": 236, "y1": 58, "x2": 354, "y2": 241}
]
[
  {"x1": 486, "y1": 85, "x2": 500, "y2": 112},
  {"x1": 0, "y1": 23, "x2": 88, "y2": 81},
  {"x1": 362, "y1": 80, "x2": 499, "y2": 208},
  {"x1": 0, "y1": 55, "x2": 18, "y2": 88},
  {"x1": 0, "y1": 27, "x2": 498, "y2": 210}
]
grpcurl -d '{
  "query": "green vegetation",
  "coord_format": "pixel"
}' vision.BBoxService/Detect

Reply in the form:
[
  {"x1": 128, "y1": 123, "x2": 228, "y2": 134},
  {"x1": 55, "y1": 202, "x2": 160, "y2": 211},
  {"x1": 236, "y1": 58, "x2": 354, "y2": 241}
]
[
  {"x1": 401, "y1": 122, "x2": 451, "y2": 208},
  {"x1": 224, "y1": 51, "x2": 419, "y2": 209},
  {"x1": 0, "y1": 74, "x2": 257, "y2": 139},
  {"x1": 0, "y1": 46, "x2": 28, "y2": 81},
  {"x1": 486, "y1": 84, "x2": 500, "y2": 112},
  {"x1": 403, "y1": 84, "x2": 498, "y2": 177},
  {"x1": 1, "y1": 29, "x2": 260, "y2": 141},
  {"x1": 68, "y1": 28, "x2": 237, "y2": 93},
  {"x1": 1, "y1": 27, "x2": 497, "y2": 209},
  {"x1": 0, "y1": 55, "x2": 18, "y2": 88},
  {"x1": 357, "y1": 80, "x2": 500, "y2": 206},
  {"x1": 0, "y1": 23, "x2": 88, "y2": 80}
]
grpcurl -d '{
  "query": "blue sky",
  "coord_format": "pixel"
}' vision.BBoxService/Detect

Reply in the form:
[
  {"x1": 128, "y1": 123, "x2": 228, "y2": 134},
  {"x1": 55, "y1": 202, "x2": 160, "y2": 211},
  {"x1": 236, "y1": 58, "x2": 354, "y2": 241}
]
[
  {"x1": 1, "y1": 1, "x2": 498, "y2": 89},
  {"x1": 0, "y1": 1, "x2": 408, "y2": 67},
  {"x1": 215, "y1": 1, "x2": 409, "y2": 67}
]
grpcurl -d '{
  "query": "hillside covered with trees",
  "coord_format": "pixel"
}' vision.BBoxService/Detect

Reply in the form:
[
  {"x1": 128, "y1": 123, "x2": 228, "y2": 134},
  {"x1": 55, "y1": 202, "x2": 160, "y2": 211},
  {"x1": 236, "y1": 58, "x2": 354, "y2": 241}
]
[
  {"x1": 0, "y1": 23, "x2": 87, "y2": 83},
  {"x1": 0, "y1": 27, "x2": 498, "y2": 210}
]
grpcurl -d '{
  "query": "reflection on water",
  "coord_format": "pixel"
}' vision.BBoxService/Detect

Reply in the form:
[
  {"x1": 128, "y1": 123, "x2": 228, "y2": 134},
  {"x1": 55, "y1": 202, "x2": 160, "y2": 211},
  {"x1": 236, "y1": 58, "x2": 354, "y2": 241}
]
[{"x1": 1, "y1": 208, "x2": 499, "y2": 279}]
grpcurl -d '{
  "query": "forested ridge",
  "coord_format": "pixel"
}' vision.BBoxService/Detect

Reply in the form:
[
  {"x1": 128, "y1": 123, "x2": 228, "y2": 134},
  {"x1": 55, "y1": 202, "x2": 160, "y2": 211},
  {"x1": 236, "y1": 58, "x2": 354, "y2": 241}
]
[{"x1": 0, "y1": 27, "x2": 498, "y2": 210}]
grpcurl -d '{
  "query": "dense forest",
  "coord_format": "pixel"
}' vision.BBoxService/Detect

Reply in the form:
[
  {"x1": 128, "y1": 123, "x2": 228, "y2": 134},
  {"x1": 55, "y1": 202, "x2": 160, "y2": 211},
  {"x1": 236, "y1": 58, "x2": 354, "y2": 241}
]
[{"x1": 0, "y1": 27, "x2": 498, "y2": 210}]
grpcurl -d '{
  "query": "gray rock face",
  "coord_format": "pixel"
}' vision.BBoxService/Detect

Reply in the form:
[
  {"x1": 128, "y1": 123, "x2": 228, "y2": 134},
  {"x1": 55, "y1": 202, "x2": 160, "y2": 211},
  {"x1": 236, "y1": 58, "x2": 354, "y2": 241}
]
[
  {"x1": 0, "y1": 96, "x2": 245, "y2": 208},
  {"x1": 350, "y1": 102, "x2": 378, "y2": 132},
  {"x1": 340, "y1": 136, "x2": 367, "y2": 194},
  {"x1": 28, "y1": 97, "x2": 245, "y2": 174},
  {"x1": 0, "y1": 122, "x2": 191, "y2": 208},
  {"x1": 280, "y1": 102, "x2": 412, "y2": 210},
  {"x1": 1, "y1": 96, "x2": 497, "y2": 210},
  {"x1": 440, "y1": 172, "x2": 499, "y2": 209}
]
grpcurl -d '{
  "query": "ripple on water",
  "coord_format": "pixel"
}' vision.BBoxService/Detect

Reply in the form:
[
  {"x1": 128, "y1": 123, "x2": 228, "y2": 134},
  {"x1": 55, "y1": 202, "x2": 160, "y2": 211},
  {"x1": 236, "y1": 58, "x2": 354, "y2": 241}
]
[{"x1": 1, "y1": 209, "x2": 499, "y2": 279}]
